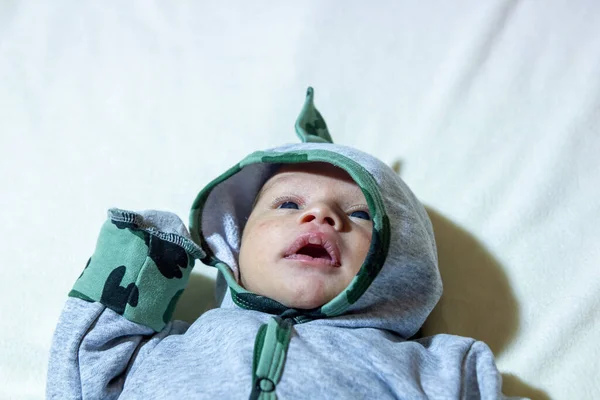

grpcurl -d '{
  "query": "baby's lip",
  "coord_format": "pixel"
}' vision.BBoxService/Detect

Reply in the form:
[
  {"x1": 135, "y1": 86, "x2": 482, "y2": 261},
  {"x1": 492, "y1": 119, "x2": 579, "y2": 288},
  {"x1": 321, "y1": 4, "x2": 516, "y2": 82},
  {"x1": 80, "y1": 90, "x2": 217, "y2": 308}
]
[{"x1": 283, "y1": 231, "x2": 341, "y2": 267}]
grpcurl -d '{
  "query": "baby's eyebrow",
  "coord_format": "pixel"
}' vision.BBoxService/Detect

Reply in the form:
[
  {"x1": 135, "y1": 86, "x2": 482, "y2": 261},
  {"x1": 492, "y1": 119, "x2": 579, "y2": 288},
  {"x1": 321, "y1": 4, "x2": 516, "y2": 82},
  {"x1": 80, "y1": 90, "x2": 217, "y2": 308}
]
[
  {"x1": 257, "y1": 173, "x2": 298, "y2": 197},
  {"x1": 252, "y1": 175, "x2": 291, "y2": 208}
]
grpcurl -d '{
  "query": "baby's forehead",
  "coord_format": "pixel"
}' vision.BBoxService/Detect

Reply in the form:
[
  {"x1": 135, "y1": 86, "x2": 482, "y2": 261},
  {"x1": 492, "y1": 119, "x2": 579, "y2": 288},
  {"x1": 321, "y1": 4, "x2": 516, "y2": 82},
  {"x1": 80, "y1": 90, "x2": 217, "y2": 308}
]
[
  {"x1": 251, "y1": 162, "x2": 361, "y2": 208},
  {"x1": 261, "y1": 162, "x2": 357, "y2": 191}
]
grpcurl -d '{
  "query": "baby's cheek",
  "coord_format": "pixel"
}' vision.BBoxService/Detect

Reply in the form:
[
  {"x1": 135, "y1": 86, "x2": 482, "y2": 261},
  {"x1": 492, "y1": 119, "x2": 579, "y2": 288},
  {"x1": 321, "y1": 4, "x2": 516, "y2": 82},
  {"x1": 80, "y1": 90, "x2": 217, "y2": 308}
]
[
  {"x1": 258, "y1": 220, "x2": 290, "y2": 241},
  {"x1": 362, "y1": 228, "x2": 373, "y2": 247},
  {"x1": 257, "y1": 220, "x2": 270, "y2": 229},
  {"x1": 349, "y1": 228, "x2": 371, "y2": 249}
]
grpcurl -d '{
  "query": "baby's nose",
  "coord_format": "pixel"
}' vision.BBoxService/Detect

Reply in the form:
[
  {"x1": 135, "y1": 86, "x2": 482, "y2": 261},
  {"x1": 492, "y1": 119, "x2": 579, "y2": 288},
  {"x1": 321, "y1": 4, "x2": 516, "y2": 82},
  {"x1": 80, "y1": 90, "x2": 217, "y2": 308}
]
[{"x1": 299, "y1": 205, "x2": 342, "y2": 229}]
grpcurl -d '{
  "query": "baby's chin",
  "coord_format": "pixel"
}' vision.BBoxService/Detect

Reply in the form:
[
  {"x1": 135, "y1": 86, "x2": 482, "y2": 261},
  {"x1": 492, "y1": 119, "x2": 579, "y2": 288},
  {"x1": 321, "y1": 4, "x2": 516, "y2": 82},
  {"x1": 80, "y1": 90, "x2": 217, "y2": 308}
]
[
  {"x1": 239, "y1": 277, "x2": 330, "y2": 310},
  {"x1": 280, "y1": 297, "x2": 327, "y2": 310},
  {"x1": 274, "y1": 282, "x2": 337, "y2": 310}
]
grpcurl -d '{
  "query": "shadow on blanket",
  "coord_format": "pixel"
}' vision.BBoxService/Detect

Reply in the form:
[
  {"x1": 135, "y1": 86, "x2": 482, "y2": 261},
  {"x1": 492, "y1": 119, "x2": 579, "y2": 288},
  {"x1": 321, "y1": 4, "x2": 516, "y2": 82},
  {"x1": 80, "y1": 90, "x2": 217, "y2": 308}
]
[
  {"x1": 422, "y1": 207, "x2": 549, "y2": 400},
  {"x1": 422, "y1": 207, "x2": 518, "y2": 354},
  {"x1": 502, "y1": 374, "x2": 550, "y2": 400}
]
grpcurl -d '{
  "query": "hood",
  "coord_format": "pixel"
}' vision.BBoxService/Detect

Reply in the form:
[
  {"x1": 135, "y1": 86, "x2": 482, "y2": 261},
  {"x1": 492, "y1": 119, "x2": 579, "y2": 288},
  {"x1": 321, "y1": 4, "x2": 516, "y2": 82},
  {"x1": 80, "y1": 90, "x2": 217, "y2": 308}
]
[{"x1": 189, "y1": 88, "x2": 442, "y2": 339}]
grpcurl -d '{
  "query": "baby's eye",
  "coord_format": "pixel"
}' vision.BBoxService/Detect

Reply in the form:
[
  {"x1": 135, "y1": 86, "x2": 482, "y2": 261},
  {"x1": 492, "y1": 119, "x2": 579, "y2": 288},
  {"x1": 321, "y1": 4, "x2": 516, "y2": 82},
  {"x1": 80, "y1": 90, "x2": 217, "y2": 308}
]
[
  {"x1": 349, "y1": 210, "x2": 371, "y2": 221},
  {"x1": 278, "y1": 201, "x2": 299, "y2": 210}
]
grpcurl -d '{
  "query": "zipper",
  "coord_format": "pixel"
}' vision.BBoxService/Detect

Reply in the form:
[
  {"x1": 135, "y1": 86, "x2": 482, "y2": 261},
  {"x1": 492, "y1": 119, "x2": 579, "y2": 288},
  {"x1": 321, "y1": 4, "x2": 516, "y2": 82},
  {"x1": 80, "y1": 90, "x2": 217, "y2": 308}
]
[{"x1": 249, "y1": 317, "x2": 294, "y2": 400}]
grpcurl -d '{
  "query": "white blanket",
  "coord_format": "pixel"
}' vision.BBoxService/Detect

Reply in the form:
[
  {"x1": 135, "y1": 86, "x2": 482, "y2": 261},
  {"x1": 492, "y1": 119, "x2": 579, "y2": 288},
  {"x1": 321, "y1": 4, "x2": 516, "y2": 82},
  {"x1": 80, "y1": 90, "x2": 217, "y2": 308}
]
[{"x1": 1, "y1": 2, "x2": 598, "y2": 399}]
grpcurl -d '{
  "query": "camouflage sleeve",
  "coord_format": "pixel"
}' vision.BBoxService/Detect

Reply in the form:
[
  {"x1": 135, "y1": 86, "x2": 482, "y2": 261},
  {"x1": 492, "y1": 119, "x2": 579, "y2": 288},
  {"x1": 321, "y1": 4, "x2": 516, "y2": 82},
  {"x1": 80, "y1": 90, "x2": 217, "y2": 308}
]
[
  {"x1": 47, "y1": 209, "x2": 206, "y2": 399},
  {"x1": 69, "y1": 208, "x2": 205, "y2": 331}
]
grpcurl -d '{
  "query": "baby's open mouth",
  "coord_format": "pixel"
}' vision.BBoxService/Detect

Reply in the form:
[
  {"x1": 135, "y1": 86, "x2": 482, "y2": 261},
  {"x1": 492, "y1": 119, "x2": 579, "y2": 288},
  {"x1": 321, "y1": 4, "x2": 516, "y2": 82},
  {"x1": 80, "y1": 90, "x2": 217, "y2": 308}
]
[
  {"x1": 283, "y1": 232, "x2": 340, "y2": 267},
  {"x1": 296, "y1": 244, "x2": 332, "y2": 260}
]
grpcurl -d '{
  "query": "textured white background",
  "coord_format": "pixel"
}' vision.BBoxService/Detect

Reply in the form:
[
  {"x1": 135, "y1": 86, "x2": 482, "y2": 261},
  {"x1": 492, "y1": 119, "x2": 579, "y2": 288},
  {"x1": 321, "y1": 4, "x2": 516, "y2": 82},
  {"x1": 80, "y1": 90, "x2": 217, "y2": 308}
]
[{"x1": 1, "y1": 1, "x2": 599, "y2": 399}]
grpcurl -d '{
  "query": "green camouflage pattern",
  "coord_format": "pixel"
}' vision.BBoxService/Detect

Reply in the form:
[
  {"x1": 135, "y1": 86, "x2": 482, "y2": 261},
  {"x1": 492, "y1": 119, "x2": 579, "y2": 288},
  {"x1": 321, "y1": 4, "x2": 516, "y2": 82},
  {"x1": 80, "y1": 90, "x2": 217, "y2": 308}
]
[
  {"x1": 69, "y1": 211, "x2": 202, "y2": 332},
  {"x1": 294, "y1": 87, "x2": 333, "y2": 144}
]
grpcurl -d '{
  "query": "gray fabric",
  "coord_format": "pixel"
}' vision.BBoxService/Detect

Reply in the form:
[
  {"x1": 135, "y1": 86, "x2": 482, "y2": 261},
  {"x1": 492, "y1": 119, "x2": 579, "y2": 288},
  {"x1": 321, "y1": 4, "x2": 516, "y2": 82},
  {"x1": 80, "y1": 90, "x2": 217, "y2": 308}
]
[
  {"x1": 47, "y1": 298, "x2": 189, "y2": 399},
  {"x1": 49, "y1": 298, "x2": 517, "y2": 399},
  {"x1": 47, "y1": 142, "x2": 523, "y2": 399},
  {"x1": 129, "y1": 209, "x2": 194, "y2": 239}
]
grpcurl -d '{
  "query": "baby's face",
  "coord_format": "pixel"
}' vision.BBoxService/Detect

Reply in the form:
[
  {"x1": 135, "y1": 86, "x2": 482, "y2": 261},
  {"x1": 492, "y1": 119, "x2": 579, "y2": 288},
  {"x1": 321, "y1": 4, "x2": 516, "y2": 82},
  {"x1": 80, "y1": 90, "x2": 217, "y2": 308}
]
[{"x1": 239, "y1": 163, "x2": 372, "y2": 309}]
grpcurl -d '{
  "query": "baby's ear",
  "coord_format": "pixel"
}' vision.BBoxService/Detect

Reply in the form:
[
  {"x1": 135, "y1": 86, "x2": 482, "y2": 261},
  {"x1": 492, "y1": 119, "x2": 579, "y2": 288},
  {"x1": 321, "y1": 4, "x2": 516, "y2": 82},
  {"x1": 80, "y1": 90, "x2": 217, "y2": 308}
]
[{"x1": 295, "y1": 87, "x2": 334, "y2": 144}]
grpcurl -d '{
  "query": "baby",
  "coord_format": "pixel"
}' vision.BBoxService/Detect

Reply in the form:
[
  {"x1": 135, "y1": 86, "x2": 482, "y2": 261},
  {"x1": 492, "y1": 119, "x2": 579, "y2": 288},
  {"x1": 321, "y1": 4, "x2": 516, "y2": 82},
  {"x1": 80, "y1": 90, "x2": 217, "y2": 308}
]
[{"x1": 47, "y1": 88, "x2": 520, "y2": 399}]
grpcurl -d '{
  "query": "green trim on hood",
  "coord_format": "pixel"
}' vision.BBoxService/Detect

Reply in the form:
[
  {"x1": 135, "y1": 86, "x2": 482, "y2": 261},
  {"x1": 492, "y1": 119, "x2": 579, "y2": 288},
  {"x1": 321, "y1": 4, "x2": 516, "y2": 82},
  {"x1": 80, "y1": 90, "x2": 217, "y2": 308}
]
[{"x1": 189, "y1": 148, "x2": 390, "y2": 322}]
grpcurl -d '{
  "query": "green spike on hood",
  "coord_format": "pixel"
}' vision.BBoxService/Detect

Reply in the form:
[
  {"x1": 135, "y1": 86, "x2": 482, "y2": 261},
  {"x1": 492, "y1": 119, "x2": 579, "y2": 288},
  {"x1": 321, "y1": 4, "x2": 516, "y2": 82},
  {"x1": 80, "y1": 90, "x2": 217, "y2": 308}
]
[{"x1": 295, "y1": 87, "x2": 333, "y2": 144}]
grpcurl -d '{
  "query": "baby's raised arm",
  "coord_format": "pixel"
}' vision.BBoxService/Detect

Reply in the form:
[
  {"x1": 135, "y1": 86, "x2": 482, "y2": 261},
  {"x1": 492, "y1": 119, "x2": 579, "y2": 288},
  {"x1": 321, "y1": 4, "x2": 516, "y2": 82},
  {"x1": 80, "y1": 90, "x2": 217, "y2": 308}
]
[{"x1": 46, "y1": 209, "x2": 204, "y2": 399}]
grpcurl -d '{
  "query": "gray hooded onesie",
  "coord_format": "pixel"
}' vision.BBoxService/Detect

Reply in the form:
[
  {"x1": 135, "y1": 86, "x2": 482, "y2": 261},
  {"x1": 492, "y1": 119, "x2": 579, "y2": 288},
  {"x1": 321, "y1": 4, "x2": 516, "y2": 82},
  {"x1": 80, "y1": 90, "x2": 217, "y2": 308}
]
[{"x1": 47, "y1": 88, "x2": 515, "y2": 399}]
